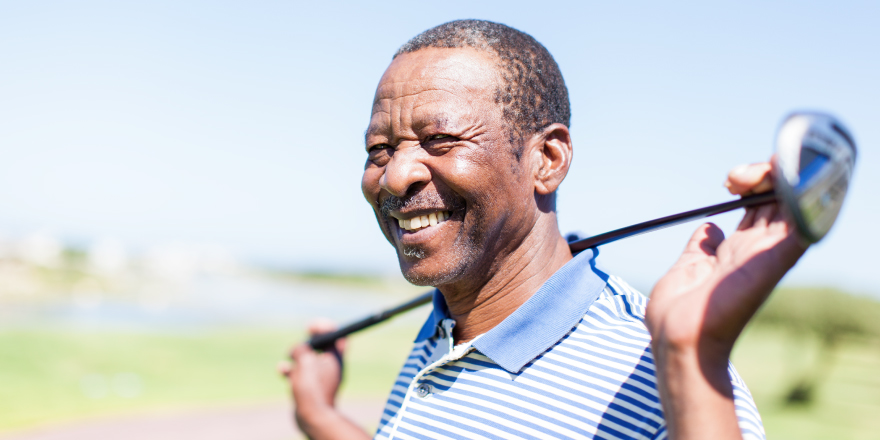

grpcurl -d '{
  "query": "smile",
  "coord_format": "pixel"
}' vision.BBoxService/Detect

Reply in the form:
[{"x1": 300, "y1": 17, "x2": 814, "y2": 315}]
[{"x1": 394, "y1": 211, "x2": 451, "y2": 232}]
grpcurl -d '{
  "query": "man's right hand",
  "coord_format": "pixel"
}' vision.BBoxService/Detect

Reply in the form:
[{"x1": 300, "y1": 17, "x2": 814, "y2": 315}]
[{"x1": 279, "y1": 319, "x2": 370, "y2": 439}]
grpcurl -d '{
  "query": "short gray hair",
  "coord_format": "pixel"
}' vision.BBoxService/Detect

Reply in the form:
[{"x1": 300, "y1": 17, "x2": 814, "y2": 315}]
[{"x1": 395, "y1": 19, "x2": 570, "y2": 159}]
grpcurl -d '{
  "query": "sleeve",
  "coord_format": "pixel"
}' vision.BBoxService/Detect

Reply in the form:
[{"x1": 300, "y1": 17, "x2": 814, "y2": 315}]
[{"x1": 728, "y1": 363, "x2": 766, "y2": 440}]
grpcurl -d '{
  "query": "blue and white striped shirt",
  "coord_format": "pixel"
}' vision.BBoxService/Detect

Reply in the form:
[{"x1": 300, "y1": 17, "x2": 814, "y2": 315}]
[{"x1": 374, "y1": 248, "x2": 764, "y2": 440}]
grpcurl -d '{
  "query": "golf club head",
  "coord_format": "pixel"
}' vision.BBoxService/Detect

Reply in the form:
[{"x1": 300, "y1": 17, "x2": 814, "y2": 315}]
[{"x1": 774, "y1": 112, "x2": 856, "y2": 243}]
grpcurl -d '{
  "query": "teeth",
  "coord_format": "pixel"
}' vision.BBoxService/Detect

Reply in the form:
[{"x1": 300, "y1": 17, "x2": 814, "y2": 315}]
[{"x1": 397, "y1": 211, "x2": 451, "y2": 231}]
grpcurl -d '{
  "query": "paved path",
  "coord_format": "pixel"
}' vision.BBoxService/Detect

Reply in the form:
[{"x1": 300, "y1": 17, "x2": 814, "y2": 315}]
[{"x1": 0, "y1": 399, "x2": 384, "y2": 440}]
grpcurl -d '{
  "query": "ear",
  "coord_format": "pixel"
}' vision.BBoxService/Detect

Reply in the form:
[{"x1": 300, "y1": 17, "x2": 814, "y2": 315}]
[{"x1": 528, "y1": 123, "x2": 573, "y2": 195}]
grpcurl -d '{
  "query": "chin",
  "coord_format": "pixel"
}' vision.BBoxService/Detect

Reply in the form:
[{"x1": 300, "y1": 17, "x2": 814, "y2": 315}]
[{"x1": 398, "y1": 251, "x2": 468, "y2": 287}]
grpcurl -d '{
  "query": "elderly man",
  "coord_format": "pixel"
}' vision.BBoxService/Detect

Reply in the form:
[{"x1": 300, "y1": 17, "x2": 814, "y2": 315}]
[{"x1": 283, "y1": 20, "x2": 804, "y2": 440}]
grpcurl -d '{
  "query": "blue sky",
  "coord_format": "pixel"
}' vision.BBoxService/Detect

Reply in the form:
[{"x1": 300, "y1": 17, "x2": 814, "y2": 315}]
[{"x1": 1, "y1": 1, "x2": 877, "y2": 294}]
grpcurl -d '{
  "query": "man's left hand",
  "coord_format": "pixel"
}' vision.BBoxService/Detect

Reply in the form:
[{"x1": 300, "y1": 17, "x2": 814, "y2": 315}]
[{"x1": 645, "y1": 161, "x2": 808, "y2": 440}]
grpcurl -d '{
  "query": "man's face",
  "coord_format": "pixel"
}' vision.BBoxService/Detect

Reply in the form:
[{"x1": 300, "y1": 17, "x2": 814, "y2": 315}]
[{"x1": 362, "y1": 48, "x2": 538, "y2": 288}]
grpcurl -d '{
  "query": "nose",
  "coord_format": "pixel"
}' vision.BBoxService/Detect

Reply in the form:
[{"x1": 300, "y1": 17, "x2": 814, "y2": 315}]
[{"x1": 380, "y1": 143, "x2": 431, "y2": 197}]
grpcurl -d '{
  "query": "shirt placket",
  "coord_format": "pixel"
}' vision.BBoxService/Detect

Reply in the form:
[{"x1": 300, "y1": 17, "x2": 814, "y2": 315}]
[{"x1": 388, "y1": 318, "x2": 476, "y2": 440}]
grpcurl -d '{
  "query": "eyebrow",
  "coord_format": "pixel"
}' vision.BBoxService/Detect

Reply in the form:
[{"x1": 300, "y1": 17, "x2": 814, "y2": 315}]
[{"x1": 364, "y1": 123, "x2": 385, "y2": 147}]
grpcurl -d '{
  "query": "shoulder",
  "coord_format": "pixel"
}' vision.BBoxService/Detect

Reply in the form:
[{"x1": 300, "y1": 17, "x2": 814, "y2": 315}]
[
  {"x1": 573, "y1": 275, "x2": 653, "y2": 346},
  {"x1": 554, "y1": 275, "x2": 765, "y2": 440},
  {"x1": 598, "y1": 275, "x2": 650, "y2": 320},
  {"x1": 517, "y1": 276, "x2": 665, "y2": 438}
]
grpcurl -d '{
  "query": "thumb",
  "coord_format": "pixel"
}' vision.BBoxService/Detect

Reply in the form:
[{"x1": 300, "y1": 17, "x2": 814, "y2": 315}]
[{"x1": 725, "y1": 162, "x2": 772, "y2": 195}]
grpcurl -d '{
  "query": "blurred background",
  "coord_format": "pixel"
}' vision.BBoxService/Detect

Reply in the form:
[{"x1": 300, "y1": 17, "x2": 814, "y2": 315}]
[{"x1": 1, "y1": 1, "x2": 878, "y2": 439}]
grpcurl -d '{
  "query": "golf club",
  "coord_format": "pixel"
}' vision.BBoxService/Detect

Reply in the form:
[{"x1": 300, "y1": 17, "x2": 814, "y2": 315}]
[{"x1": 308, "y1": 112, "x2": 857, "y2": 351}]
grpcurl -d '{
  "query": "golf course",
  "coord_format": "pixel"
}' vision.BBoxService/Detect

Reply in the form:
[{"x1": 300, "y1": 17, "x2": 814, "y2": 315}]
[{"x1": 1, "y1": 276, "x2": 879, "y2": 439}]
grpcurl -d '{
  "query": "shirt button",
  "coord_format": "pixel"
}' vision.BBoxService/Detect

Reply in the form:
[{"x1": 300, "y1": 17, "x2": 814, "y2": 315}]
[{"x1": 416, "y1": 383, "x2": 432, "y2": 398}]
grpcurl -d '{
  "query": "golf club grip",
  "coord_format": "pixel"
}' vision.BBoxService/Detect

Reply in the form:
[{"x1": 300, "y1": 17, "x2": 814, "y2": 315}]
[
  {"x1": 568, "y1": 191, "x2": 777, "y2": 253},
  {"x1": 308, "y1": 291, "x2": 434, "y2": 350}
]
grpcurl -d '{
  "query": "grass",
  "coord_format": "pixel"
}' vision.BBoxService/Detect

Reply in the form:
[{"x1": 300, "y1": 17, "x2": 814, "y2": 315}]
[
  {"x1": 0, "y1": 324, "x2": 415, "y2": 432},
  {"x1": 2, "y1": 295, "x2": 880, "y2": 438},
  {"x1": 0, "y1": 330, "x2": 288, "y2": 430},
  {"x1": 732, "y1": 325, "x2": 880, "y2": 440}
]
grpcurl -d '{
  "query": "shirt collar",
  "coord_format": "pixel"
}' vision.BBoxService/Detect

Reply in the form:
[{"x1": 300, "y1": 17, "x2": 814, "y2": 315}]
[
  {"x1": 414, "y1": 287, "x2": 450, "y2": 341},
  {"x1": 414, "y1": 248, "x2": 609, "y2": 373}
]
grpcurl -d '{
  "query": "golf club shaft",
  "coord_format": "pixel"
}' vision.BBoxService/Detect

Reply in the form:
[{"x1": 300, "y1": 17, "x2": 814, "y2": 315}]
[
  {"x1": 308, "y1": 191, "x2": 776, "y2": 350},
  {"x1": 568, "y1": 190, "x2": 776, "y2": 252},
  {"x1": 308, "y1": 291, "x2": 434, "y2": 350}
]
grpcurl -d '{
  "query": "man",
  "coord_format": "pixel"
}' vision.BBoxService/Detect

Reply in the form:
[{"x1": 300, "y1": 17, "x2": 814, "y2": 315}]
[{"x1": 281, "y1": 20, "x2": 804, "y2": 439}]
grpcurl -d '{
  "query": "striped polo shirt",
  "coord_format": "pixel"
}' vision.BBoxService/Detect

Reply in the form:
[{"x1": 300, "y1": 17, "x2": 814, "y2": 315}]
[{"x1": 373, "y1": 248, "x2": 765, "y2": 440}]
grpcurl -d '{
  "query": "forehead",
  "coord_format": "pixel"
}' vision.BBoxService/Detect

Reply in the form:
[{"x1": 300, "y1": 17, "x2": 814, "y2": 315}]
[{"x1": 370, "y1": 48, "x2": 501, "y2": 131}]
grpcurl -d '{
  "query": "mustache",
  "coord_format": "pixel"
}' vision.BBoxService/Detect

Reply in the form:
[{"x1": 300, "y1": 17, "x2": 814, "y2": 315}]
[{"x1": 379, "y1": 189, "x2": 465, "y2": 218}]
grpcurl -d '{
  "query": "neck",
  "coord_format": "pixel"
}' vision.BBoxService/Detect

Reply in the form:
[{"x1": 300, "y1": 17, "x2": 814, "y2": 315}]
[{"x1": 438, "y1": 214, "x2": 573, "y2": 343}]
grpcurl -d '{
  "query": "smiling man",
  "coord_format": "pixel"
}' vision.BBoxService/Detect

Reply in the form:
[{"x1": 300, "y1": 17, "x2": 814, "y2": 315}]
[{"x1": 283, "y1": 20, "x2": 805, "y2": 440}]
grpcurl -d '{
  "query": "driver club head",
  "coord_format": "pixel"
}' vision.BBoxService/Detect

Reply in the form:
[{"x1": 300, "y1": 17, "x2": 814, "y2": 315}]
[{"x1": 773, "y1": 112, "x2": 857, "y2": 244}]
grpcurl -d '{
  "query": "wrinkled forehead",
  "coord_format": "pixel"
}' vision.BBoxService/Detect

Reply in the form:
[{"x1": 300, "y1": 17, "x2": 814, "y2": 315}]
[{"x1": 370, "y1": 48, "x2": 502, "y2": 126}]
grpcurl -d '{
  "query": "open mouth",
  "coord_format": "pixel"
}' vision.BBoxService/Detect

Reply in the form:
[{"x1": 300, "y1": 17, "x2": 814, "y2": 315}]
[{"x1": 394, "y1": 210, "x2": 452, "y2": 232}]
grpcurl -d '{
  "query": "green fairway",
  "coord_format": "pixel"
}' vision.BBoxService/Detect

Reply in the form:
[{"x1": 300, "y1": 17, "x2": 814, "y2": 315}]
[
  {"x1": 732, "y1": 326, "x2": 880, "y2": 440},
  {"x1": 1, "y1": 318, "x2": 879, "y2": 438},
  {"x1": 0, "y1": 324, "x2": 415, "y2": 432}
]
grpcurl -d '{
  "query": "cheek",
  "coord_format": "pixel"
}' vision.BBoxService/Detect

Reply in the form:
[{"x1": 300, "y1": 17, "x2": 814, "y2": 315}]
[
  {"x1": 443, "y1": 149, "x2": 494, "y2": 192},
  {"x1": 451, "y1": 151, "x2": 519, "y2": 200},
  {"x1": 361, "y1": 168, "x2": 382, "y2": 206}
]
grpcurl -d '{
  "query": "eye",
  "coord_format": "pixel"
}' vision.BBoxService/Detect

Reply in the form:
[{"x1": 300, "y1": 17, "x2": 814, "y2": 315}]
[
  {"x1": 367, "y1": 144, "x2": 392, "y2": 166},
  {"x1": 427, "y1": 134, "x2": 451, "y2": 141}
]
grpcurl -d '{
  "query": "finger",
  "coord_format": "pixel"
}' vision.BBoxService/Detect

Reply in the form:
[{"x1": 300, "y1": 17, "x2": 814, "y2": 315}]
[
  {"x1": 778, "y1": 221, "x2": 811, "y2": 259},
  {"x1": 738, "y1": 206, "x2": 758, "y2": 231},
  {"x1": 308, "y1": 318, "x2": 338, "y2": 336},
  {"x1": 335, "y1": 335, "x2": 347, "y2": 355},
  {"x1": 682, "y1": 223, "x2": 725, "y2": 258},
  {"x1": 766, "y1": 204, "x2": 801, "y2": 242},
  {"x1": 752, "y1": 202, "x2": 778, "y2": 229},
  {"x1": 306, "y1": 319, "x2": 347, "y2": 355},
  {"x1": 749, "y1": 176, "x2": 773, "y2": 195},
  {"x1": 290, "y1": 343, "x2": 315, "y2": 361},
  {"x1": 725, "y1": 162, "x2": 772, "y2": 195},
  {"x1": 771, "y1": 203, "x2": 792, "y2": 227},
  {"x1": 277, "y1": 360, "x2": 292, "y2": 377}
]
